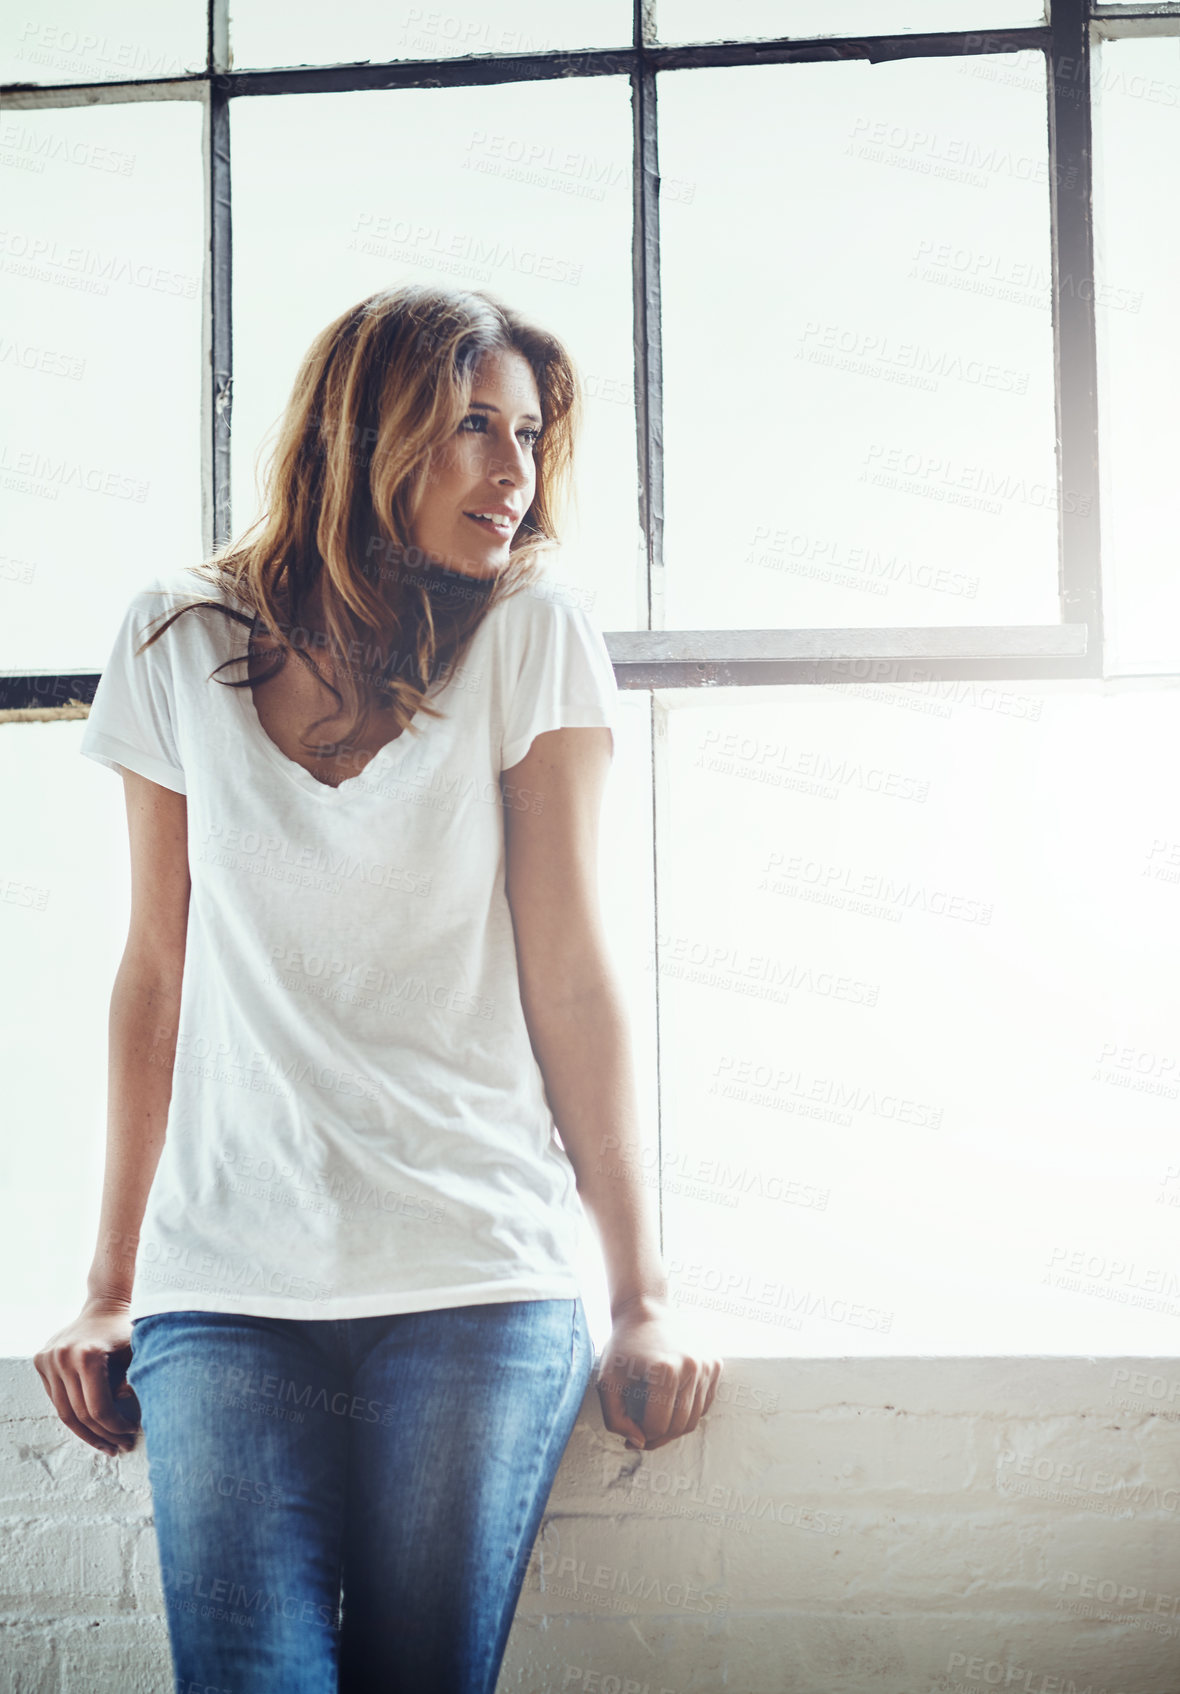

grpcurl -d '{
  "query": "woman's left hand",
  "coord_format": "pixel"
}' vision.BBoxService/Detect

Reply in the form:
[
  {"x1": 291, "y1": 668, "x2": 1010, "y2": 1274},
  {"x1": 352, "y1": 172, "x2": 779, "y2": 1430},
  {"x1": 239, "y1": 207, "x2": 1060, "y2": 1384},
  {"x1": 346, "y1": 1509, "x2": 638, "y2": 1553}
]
[{"x1": 595, "y1": 1295, "x2": 723, "y2": 1452}]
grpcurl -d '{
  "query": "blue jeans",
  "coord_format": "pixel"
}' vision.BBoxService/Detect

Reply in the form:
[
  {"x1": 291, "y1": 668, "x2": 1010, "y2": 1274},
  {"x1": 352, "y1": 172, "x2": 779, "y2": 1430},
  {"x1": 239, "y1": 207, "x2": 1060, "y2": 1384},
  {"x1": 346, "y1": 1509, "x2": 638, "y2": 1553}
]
[{"x1": 126, "y1": 1299, "x2": 595, "y2": 1694}]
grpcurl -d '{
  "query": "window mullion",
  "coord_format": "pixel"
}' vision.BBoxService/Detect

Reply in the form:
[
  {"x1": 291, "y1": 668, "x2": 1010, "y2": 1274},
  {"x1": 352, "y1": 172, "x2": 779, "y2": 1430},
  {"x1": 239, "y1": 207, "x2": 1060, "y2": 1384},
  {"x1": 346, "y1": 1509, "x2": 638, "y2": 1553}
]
[
  {"x1": 1049, "y1": 0, "x2": 1104, "y2": 670},
  {"x1": 634, "y1": 9, "x2": 665, "y2": 637},
  {"x1": 634, "y1": 0, "x2": 668, "y2": 1273}
]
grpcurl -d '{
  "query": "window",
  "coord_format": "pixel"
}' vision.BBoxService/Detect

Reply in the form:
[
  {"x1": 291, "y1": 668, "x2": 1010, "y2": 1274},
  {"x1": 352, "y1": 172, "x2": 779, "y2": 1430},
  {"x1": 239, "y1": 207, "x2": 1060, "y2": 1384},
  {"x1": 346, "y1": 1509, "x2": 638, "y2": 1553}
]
[
  {"x1": 1091, "y1": 31, "x2": 1180, "y2": 673},
  {"x1": 658, "y1": 53, "x2": 1059, "y2": 630},
  {"x1": 3, "y1": 0, "x2": 1178, "y2": 1357}
]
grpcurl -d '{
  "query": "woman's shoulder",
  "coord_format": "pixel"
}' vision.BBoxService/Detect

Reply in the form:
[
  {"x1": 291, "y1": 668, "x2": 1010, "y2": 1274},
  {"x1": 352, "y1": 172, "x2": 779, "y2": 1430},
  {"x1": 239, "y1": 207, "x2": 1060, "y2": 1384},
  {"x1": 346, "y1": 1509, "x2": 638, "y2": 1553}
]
[
  {"x1": 103, "y1": 574, "x2": 248, "y2": 715},
  {"x1": 123, "y1": 570, "x2": 247, "y2": 645},
  {"x1": 118, "y1": 568, "x2": 232, "y2": 620},
  {"x1": 489, "y1": 572, "x2": 604, "y2": 641}
]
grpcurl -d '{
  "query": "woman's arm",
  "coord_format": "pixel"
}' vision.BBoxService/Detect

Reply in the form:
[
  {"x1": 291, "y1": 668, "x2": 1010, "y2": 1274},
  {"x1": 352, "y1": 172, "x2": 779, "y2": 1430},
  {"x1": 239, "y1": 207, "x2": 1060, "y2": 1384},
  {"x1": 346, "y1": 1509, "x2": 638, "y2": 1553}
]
[
  {"x1": 34, "y1": 769, "x2": 189, "y2": 1454},
  {"x1": 87, "y1": 770, "x2": 189, "y2": 1301},
  {"x1": 502, "y1": 727, "x2": 722, "y2": 1452}
]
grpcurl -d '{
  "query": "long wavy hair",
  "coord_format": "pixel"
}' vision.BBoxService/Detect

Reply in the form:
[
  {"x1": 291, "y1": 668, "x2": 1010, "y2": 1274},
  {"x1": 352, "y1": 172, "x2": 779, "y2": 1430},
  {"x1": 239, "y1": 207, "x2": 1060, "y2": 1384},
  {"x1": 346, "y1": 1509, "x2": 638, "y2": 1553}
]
[{"x1": 135, "y1": 283, "x2": 582, "y2": 763}]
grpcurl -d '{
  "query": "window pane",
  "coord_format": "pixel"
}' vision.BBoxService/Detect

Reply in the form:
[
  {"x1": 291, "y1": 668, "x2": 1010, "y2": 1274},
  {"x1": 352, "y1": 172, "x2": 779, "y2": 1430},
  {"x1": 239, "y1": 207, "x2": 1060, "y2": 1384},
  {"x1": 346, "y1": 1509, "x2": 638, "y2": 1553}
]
[
  {"x1": 659, "y1": 55, "x2": 1060, "y2": 629},
  {"x1": 229, "y1": 0, "x2": 630, "y2": 70},
  {"x1": 0, "y1": 1, "x2": 204, "y2": 85},
  {"x1": 230, "y1": 81, "x2": 639, "y2": 627},
  {"x1": 657, "y1": 681, "x2": 1180, "y2": 1357},
  {"x1": 0, "y1": 102, "x2": 204, "y2": 671},
  {"x1": 1093, "y1": 36, "x2": 1180, "y2": 675},
  {"x1": 577, "y1": 694, "x2": 659, "y2": 1344},
  {"x1": 0, "y1": 722, "x2": 143, "y2": 1353},
  {"x1": 658, "y1": 1, "x2": 1045, "y2": 43}
]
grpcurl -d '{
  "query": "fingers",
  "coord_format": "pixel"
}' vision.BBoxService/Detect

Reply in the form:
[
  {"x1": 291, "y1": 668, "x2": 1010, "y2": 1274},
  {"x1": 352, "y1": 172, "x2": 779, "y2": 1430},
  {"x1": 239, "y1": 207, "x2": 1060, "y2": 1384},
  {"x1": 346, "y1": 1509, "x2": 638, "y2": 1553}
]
[
  {"x1": 638, "y1": 1366, "x2": 701, "y2": 1451},
  {"x1": 76, "y1": 1348, "x2": 139, "y2": 1443},
  {"x1": 704, "y1": 1357, "x2": 723, "y2": 1417},
  {"x1": 629, "y1": 1362, "x2": 678, "y2": 1449},
  {"x1": 36, "y1": 1359, "x2": 119, "y2": 1456},
  {"x1": 69, "y1": 1359, "x2": 136, "y2": 1449},
  {"x1": 594, "y1": 1367, "x2": 647, "y2": 1449},
  {"x1": 602, "y1": 1356, "x2": 725, "y2": 1453},
  {"x1": 33, "y1": 1350, "x2": 137, "y2": 1455},
  {"x1": 670, "y1": 1373, "x2": 711, "y2": 1450},
  {"x1": 115, "y1": 1381, "x2": 143, "y2": 1427}
]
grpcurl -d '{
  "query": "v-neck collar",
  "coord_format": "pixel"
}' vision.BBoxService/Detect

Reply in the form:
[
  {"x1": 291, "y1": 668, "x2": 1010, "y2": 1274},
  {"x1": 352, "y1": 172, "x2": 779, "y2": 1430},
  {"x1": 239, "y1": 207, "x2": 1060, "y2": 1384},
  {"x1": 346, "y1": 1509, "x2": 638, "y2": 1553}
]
[
  {"x1": 235, "y1": 665, "x2": 432, "y2": 803},
  {"x1": 218, "y1": 565, "x2": 497, "y2": 803}
]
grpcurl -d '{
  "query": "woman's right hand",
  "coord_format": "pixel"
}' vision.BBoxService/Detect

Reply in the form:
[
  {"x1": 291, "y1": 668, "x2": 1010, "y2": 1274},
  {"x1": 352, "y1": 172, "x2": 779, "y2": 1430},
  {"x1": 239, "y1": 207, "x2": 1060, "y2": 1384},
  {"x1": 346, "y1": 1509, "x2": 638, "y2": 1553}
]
[{"x1": 34, "y1": 1299, "x2": 141, "y2": 1456}]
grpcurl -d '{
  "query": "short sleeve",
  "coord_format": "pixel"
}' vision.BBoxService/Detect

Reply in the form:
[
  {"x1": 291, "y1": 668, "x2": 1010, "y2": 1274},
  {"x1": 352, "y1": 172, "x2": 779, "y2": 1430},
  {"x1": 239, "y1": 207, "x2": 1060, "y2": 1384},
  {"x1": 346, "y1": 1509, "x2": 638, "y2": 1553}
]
[
  {"x1": 500, "y1": 594, "x2": 619, "y2": 773},
  {"x1": 80, "y1": 588, "x2": 188, "y2": 795}
]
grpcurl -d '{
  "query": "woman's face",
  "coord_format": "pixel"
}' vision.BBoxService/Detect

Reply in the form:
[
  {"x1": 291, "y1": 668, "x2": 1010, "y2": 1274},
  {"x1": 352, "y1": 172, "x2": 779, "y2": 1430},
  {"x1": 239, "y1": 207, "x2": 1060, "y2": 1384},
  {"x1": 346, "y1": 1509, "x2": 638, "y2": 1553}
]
[{"x1": 410, "y1": 346, "x2": 544, "y2": 578}]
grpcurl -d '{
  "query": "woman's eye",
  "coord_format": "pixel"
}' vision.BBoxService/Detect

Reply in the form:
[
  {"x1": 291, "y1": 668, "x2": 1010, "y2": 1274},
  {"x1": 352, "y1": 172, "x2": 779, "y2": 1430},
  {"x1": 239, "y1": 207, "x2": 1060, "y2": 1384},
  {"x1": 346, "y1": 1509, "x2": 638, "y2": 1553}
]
[{"x1": 459, "y1": 414, "x2": 543, "y2": 446}]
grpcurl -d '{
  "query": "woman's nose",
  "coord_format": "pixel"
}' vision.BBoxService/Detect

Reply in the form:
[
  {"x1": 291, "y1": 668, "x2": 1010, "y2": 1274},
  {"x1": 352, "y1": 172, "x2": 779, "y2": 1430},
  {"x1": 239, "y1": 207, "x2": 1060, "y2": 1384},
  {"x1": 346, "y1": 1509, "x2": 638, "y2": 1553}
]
[{"x1": 489, "y1": 444, "x2": 531, "y2": 484}]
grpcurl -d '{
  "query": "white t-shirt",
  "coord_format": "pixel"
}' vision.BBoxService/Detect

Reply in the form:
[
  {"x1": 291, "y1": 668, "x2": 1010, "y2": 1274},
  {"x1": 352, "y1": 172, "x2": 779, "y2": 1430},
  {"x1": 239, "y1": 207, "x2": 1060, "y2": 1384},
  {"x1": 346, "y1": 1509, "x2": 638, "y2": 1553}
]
[{"x1": 80, "y1": 569, "x2": 620, "y2": 1321}]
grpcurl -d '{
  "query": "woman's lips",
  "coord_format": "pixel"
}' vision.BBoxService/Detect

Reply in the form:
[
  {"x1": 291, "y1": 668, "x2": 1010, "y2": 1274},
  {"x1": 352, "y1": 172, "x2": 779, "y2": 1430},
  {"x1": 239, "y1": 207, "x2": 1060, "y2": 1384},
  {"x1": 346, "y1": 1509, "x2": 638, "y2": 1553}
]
[{"x1": 463, "y1": 512, "x2": 513, "y2": 537}]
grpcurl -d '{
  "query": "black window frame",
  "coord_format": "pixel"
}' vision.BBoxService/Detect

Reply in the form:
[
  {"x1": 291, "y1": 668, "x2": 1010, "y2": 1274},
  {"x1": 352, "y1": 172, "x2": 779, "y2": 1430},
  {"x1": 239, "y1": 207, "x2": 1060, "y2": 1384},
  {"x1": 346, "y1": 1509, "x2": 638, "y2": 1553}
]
[{"x1": 2, "y1": 0, "x2": 1177, "y2": 704}]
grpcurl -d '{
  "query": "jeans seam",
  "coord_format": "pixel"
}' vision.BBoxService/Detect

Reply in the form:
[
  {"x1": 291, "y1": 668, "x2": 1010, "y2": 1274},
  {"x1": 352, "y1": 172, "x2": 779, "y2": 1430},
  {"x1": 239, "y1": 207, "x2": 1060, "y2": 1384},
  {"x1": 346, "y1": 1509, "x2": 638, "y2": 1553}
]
[
  {"x1": 332, "y1": 1376, "x2": 351, "y2": 1646},
  {"x1": 477, "y1": 1301, "x2": 582, "y2": 1693}
]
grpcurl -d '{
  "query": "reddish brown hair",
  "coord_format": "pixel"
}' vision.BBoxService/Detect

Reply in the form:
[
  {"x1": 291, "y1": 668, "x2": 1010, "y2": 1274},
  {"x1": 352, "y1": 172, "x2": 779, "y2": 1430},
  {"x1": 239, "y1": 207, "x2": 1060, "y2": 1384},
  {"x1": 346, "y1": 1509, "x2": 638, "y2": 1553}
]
[{"x1": 138, "y1": 282, "x2": 583, "y2": 760}]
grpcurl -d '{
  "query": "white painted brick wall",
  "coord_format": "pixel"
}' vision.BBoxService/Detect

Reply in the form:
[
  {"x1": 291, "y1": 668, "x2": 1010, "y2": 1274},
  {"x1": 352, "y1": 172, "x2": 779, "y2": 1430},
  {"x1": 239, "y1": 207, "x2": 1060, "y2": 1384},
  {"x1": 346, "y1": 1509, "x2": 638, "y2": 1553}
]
[{"x1": 4, "y1": 1356, "x2": 1178, "y2": 1693}]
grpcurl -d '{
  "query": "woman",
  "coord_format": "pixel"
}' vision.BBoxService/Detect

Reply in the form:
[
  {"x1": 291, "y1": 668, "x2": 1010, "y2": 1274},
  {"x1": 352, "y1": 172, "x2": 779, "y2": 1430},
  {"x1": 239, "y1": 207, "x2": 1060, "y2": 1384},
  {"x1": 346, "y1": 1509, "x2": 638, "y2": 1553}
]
[{"x1": 34, "y1": 284, "x2": 722, "y2": 1693}]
